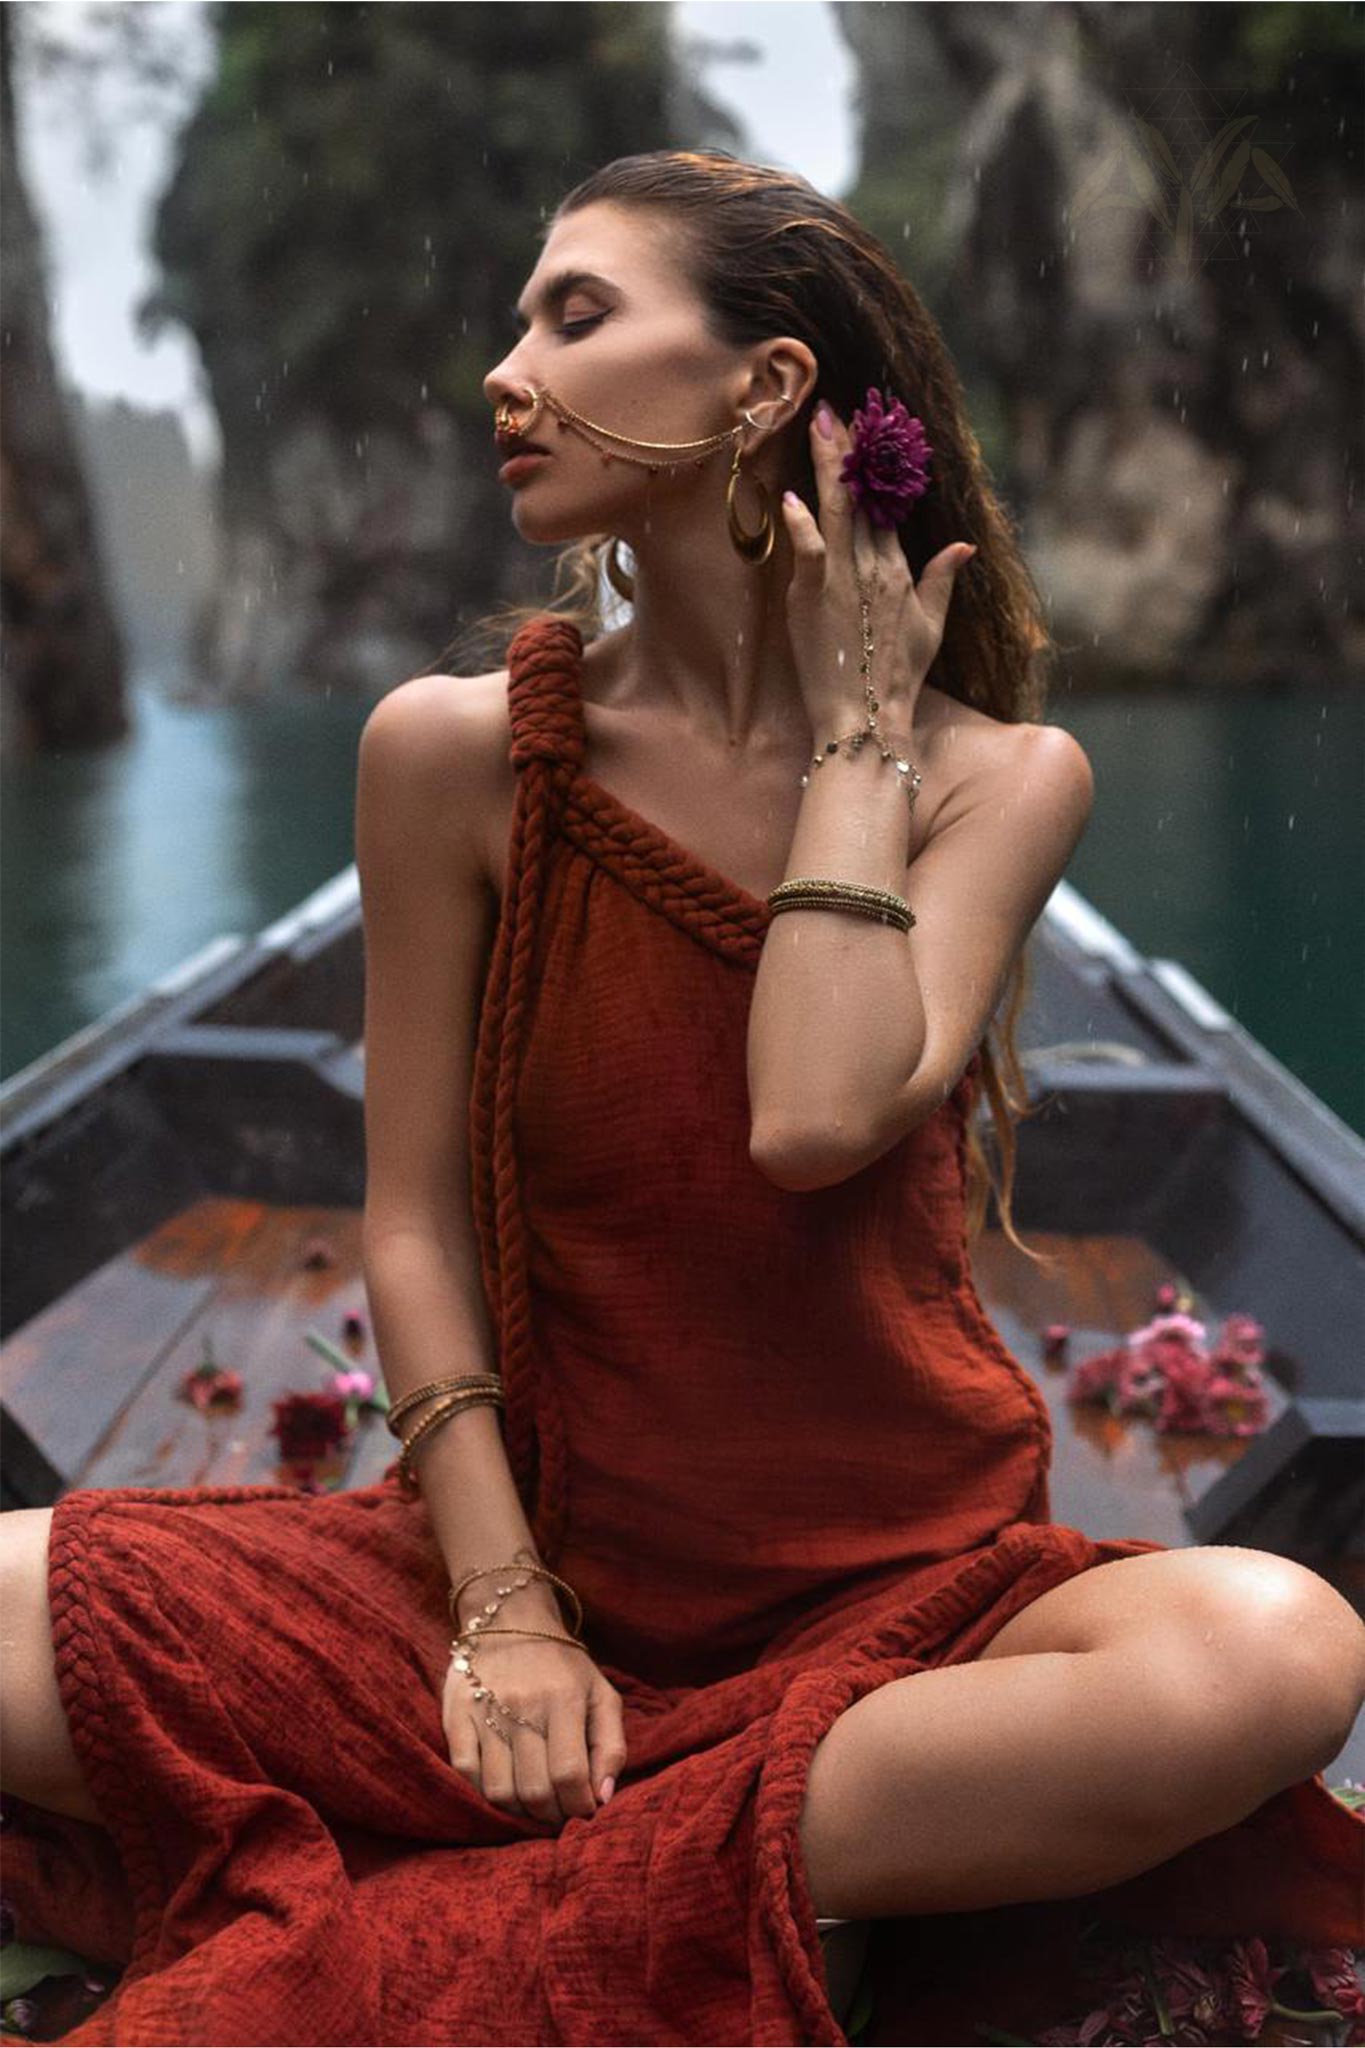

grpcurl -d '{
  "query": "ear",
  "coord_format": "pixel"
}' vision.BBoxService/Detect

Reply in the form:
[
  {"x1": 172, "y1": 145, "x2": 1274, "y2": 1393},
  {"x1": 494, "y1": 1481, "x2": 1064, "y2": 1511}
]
[{"x1": 740, "y1": 338, "x2": 818, "y2": 431}]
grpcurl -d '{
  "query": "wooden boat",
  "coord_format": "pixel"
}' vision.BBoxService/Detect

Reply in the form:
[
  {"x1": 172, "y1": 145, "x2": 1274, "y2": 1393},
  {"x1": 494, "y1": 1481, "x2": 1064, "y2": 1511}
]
[
  {"x1": 3, "y1": 868, "x2": 1362, "y2": 1741},
  {"x1": 3, "y1": 866, "x2": 1363, "y2": 2039}
]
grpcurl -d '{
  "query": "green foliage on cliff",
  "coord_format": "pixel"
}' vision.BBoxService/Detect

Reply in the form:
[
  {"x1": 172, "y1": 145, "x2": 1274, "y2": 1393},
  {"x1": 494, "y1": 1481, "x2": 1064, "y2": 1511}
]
[{"x1": 1231, "y1": 0, "x2": 1365, "y2": 91}]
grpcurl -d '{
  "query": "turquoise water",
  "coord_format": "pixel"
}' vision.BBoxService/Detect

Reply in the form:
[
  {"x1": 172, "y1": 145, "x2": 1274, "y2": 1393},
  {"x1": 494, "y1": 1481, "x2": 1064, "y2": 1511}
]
[
  {"x1": 2, "y1": 679, "x2": 371, "y2": 1080},
  {"x1": 1057, "y1": 688, "x2": 1363, "y2": 1137},
  {"x1": 3, "y1": 676, "x2": 1362, "y2": 1137}
]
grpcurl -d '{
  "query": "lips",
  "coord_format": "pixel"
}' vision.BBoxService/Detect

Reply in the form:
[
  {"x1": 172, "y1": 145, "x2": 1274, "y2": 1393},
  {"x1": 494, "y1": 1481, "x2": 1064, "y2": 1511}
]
[{"x1": 498, "y1": 439, "x2": 550, "y2": 456}]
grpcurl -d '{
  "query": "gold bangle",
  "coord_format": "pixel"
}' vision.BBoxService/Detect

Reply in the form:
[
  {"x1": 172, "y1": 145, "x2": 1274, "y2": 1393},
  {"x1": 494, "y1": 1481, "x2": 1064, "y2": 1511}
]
[
  {"x1": 767, "y1": 876, "x2": 915, "y2": 932},
  {"x1": 396, "y1": 1389, "x2": 503, "y2": 1491},
  {"x1": 386, "y1": 1373, "x2": 503, "y2": 1438}
]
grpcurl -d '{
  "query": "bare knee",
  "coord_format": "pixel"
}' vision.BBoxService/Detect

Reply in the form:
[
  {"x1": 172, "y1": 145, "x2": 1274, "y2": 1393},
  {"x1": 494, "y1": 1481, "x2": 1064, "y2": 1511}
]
[
  {"x1": 981, "y1": 1545, "x2": 1365, "y2": 1798},
  {"x1": 1092, "y1": 1548, "x2": 1365, "y2": 1799},
  {"x1": 1174, "y1": 1547, "x2": 1365, "y2": 1776},
  {"x1": 0, "y1": 1508, "x2": 102, "y2": 1826}
]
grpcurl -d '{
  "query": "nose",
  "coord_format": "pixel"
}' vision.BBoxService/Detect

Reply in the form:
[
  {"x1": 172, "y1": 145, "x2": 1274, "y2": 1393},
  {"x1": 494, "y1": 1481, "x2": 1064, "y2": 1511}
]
[{"x1": 483, "y1": 348, "x2": 534, "y2": 417}]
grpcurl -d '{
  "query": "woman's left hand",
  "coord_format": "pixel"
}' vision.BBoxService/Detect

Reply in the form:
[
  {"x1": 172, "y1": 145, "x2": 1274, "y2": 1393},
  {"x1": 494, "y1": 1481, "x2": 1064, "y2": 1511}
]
[{"x1": 780, "y1": 401, "x2": 976, "y2": 741}]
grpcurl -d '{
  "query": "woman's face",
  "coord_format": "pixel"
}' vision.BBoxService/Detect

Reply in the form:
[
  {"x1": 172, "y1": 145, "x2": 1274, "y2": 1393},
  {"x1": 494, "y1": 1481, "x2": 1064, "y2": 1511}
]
[{"x1": 483, "y1": 200, "x2": 804, "y2": 548}]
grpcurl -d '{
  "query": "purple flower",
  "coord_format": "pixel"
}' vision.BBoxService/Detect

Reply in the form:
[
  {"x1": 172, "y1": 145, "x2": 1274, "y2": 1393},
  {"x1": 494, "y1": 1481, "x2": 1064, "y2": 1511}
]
[
  {"x1": 1220, "y1": 1936, "x2": 1275, "y2": 2037},
  {"x1": 1303, "y1": 1946, "x2": 1365, "y2": 2026},
  {"x1": 838, "y1": 386, "x2": 933, "y2": 528}
]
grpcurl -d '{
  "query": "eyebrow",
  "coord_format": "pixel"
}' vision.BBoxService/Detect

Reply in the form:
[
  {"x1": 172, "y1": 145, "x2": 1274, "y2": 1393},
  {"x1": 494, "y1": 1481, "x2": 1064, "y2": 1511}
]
[{"x1": 509, "y1": 269, "x2": 619, "y2": 330}]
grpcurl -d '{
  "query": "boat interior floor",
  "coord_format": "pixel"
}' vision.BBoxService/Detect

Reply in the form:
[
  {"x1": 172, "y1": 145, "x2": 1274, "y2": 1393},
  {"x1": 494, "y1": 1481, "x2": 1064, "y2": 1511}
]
[{"x1": 3, "y1": 1196, "x2": 1361, "y2": 1783}]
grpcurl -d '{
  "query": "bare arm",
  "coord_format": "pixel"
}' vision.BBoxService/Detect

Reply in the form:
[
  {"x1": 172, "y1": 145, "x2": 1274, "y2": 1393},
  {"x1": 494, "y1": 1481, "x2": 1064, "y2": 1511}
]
[
  {"x1": 748, "y1": 721, "x2": 1094, "y2": 1191},
  {"x1": 355, "y1": 676, "x2": 562, "y2": 1633}
]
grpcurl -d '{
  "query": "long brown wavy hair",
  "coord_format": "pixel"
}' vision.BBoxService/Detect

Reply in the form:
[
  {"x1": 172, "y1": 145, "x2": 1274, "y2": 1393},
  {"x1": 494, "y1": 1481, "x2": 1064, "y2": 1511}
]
[{"x1": 445, "y1": 148, "x2": 1059, "y2": 1263}]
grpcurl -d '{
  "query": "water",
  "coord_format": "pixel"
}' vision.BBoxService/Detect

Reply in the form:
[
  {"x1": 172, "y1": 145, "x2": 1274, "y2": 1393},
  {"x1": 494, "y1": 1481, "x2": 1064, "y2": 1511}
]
[
  {"x1": 2, "y1": 676, "x2": 371, "y2": 1080},
  {"x1": 1057, "y1": 688, "x2": 1364, "y2": 1138},
  {"x1": 3, "y1": 675, "x2": 1362, "y2": 1138}
]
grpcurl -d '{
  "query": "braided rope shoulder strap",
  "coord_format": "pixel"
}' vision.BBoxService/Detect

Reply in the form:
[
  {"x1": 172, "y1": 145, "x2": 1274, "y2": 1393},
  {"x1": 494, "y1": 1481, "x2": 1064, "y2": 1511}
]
[{"x1": 467, "y1": 613, "x2": 585, "y2": 1564}]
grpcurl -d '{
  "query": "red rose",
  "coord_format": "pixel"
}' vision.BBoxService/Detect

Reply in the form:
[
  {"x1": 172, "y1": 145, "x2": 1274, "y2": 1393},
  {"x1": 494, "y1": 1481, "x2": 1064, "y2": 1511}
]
[{"x1": 269, "y1": 1391, "x2": 350, "y2": 1464}]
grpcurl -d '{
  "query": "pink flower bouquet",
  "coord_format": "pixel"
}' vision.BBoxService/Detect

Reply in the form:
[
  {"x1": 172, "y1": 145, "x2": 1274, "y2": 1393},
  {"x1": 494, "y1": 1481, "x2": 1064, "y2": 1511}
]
[{"x1": 1064, "y1": 1289, "x2": 1271, "y2": 1437}]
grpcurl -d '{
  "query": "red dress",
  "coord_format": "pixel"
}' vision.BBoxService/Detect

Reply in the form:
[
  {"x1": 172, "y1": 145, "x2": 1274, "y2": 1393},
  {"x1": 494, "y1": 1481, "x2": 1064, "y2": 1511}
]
[{"x1": 7, "y1": 612, "x2": 1360, "y2": 2046}]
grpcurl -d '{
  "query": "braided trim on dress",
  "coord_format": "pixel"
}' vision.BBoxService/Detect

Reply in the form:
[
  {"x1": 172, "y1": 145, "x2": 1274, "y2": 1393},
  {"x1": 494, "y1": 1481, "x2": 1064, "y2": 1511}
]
[{"x1": 467, "y1": 615, "x2": 585, "y2": 1563}]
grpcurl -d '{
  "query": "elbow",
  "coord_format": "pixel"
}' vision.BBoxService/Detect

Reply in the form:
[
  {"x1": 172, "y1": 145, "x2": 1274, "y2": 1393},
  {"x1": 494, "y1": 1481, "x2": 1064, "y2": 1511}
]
[{"x1": 748, "y1": 1120, "x2": 864, "y2": 1193}]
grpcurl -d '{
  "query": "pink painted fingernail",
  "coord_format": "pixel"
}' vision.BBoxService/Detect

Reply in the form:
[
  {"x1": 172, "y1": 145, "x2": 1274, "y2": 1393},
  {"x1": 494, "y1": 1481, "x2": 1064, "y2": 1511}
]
[
  {"x1": 599, "y1": 1777, "x2": 616, "y2": 1803},
  {"x1": 814, "y1": 402, "x2": 834, "y2": 440}
]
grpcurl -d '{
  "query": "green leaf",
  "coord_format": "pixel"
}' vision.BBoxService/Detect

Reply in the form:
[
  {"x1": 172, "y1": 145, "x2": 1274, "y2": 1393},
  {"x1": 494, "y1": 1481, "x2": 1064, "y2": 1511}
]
[
  {"x1": 304, "y1": 1329, "x2": 358, "y2": 1375},
  {"x1": 844, "y1": 1970, "x2": 876, "y2": 2040},
  {"x1": 0, "y1": 1944, "x2": 93, "y2": 1999}
]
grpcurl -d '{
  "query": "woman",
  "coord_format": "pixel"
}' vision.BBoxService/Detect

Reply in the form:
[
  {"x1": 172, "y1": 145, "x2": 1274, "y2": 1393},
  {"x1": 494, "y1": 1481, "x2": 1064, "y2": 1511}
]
[{"x1": 2, "y1": 148, "x2": 1362, "y2": 2047}]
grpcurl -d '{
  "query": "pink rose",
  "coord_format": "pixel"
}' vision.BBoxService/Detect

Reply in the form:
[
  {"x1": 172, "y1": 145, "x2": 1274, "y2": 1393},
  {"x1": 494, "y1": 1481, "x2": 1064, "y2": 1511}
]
[
  {"x1": 331, "y1": 1369, "x2": 375, "y2": 1400},
  {"x1": 1155, "y1": 1347, "x2": 1216, "y2": 1433},
  {"x1": 1210, "y1": 1312, "x2": 1266, "y2": 1369},
  {"x1": 1115, "y1": 1347, "x2": 1167, "y2": 1416},
  {"x1": 1067, "y1": 1345, "x2": 1125, "y2": 1405},
  {"x1": 1202, "y1": 1372, "x2": 1270, "y2": 1437}
]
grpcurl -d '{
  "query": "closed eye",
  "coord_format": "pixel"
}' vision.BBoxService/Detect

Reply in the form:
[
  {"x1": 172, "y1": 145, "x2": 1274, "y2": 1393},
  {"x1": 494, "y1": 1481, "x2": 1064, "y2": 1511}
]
[{"x1": 559, "y1": 314, "x2": 606, "y2": 339}]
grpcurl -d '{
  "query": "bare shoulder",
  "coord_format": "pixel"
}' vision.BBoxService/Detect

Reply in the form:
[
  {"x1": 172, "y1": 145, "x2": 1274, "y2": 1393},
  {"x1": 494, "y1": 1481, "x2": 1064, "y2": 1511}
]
[
  {"x1": 919, "y1": 685, "x2": 1093, "y2": 831},
  {"x1": 360, "y1": 666, "x2": 514, "y2": 867},
  {"x1": 362, "y1": 666, "x2": 512, "y2": 772}
]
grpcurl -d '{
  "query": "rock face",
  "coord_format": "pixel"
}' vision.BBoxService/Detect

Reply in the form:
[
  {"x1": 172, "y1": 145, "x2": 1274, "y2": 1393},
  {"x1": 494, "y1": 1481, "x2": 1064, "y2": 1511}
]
[
  {"x1": 140, "y1": 3, "x2": 701, "y2": 703},
  {"x1": 834, "y1": 1, "x2": 1364, "y2": 691},
  {"x1": 0, "y1": 9, "x2": 127, "y2": 759}
]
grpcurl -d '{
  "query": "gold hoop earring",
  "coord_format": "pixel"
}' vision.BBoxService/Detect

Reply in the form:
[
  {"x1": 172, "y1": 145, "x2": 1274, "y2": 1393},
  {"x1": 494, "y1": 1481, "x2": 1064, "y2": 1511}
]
[
  {"x1": 605, "y1": 537, "x2": 636, "y2": 603},
  {"x1": 726, "y1": 443, "x2": 775, "y2": 564}
]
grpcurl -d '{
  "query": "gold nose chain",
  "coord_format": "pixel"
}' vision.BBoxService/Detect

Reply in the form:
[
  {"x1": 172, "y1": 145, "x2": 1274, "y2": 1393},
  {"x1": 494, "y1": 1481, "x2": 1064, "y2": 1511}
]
[{"x1": 494, "y1": 382, "x2": 788, "y2": 475}]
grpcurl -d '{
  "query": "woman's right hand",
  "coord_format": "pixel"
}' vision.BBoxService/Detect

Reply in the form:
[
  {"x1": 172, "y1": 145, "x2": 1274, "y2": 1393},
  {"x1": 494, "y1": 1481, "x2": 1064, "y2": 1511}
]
[{"x1": 442, "y1": 1611, "x2": 627, "y2": 1825}]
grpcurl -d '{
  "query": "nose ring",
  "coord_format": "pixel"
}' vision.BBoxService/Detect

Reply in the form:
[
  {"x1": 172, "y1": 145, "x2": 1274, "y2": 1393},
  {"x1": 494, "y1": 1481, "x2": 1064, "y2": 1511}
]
[{"x1": 496, "y1": 386, "x2": 543, "y2": 436}]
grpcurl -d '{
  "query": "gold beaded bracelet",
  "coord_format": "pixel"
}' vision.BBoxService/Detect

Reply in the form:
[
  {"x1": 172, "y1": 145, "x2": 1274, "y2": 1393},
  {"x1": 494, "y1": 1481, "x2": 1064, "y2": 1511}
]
[
  {"x1": 447, "y1": 1560, "x2": 588, "y2": 1746},
  {"x1": 448, "y1": 1559, "x2": 584, "y2": 1638},
  {"x1": 769, "y1": 564, "x2": 922, "y2": 932}
]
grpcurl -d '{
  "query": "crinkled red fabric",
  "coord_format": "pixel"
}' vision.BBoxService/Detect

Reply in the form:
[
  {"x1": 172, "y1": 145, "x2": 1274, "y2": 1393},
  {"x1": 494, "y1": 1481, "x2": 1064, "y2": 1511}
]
[{"x1": 7, "y1": 613, "x2": 1361, "y2": 2045}]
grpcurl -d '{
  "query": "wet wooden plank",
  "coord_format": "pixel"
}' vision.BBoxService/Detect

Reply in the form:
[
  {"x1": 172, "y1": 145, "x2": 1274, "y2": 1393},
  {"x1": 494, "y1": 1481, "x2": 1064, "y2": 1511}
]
[
  {"x1": 971, "y1": 1230, "x2": 1288, "y2": 1552},
  {"x1": 77, "y1": 1200, "x2": 374, "y2": 1493},
  {"x1": 1, "y1": 1200, "x2": 274, "y2": 1496},
  {"x1": 4, "y1": 1209, "x2": 1309, "y2": 1570}
]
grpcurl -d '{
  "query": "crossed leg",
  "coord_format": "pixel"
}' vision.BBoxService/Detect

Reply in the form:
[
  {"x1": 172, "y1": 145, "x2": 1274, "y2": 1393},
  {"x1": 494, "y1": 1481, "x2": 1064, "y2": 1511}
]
[
  {"x1": 797, "y1": 1545, "x2": 1365, "y2": 1923},
  {"x1": 6, "y1": 1511, "x2": 1365, "y2": 1918},
  {"x1": 0, "y1": 1509, "x2": 101, "y2": 1826}
]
